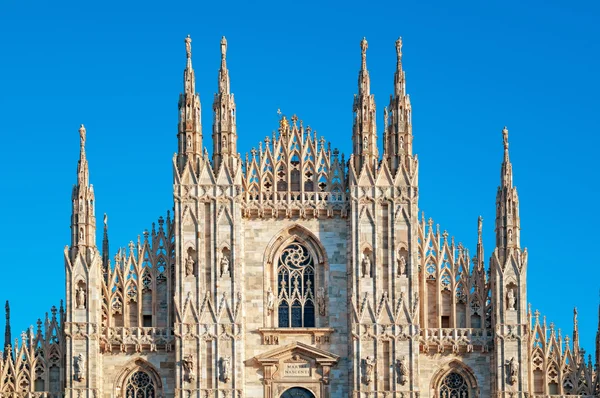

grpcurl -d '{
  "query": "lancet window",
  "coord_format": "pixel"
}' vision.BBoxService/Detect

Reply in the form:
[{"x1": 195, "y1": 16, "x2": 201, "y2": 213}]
[
  {"x1": 124, "y1": 371, "x2": 156, "y2": 398},
  {"x1": 277, "y1": 242, "x2": 316, "y2": 328},
  {"x1": 439, "y1": 372, "x2": 469, "y2": 398}
]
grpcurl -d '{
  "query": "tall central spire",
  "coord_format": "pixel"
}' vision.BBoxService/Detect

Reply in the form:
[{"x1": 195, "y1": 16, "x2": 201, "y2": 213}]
[
  {"x1": 495, "y1": 126, "x2": 520, "y2": 253},
  {"x1": 3, "y1": 301, "x2": 11, "y2": 359},
  {"x1": 177, "y1": 35, "x2": 203, "y2": 171},
  {"x1": 384, "y1": 37, "x2": 413, "y2": 175},
  {"x1": 213, "y1": 36, "x2": 238, "y2": 173},
  {"x1": 352, "y1": 37, "x2": 377, "y2": 174},
  {"x1": 71, "y1": 124, "x2": 96, "y2": 254}
]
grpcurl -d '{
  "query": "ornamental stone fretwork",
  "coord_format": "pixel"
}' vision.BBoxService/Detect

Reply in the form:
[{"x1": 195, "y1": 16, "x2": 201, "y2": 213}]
[{"x1": 2, "y1": 36, "x2": 598, "y2": 398}]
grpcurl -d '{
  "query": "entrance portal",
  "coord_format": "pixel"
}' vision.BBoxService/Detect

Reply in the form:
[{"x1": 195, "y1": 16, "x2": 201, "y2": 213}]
[{"x1": 280, "y1": 387, "x2": 315, "y2": 398}]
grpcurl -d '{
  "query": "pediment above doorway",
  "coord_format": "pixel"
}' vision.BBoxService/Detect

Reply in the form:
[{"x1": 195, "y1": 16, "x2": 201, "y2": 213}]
[{"x1": 254, "y1": 342, "x2": 340, "y2": 398}]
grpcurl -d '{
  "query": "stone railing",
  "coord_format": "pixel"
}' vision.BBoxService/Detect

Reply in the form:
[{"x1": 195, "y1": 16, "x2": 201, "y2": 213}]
[
  {"x1": 353, "y1": 391, "x2": 421, "y2": 398},
  {"x1": 0, "y1": 394, "x2": 65, "y2": 398},
  {"x1": 420, "y1": 328, "x2": 493, "y2": 353},
  {"x1": 242, "y1": 191, "x2": 349, "y2": 218},
  {"x1": 100, "y1": 326, "x2": 175, "y2": 352}
]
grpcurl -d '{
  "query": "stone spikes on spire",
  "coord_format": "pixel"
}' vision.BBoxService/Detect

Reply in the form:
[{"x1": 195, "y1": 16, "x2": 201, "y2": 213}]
[
  {"x1": 77, "y1": 124, "x2": 89, "y2": 187},
  {"x1": 102, "y1": 213, "x2": 110, "y2": 282},
  {"x1": 4, "y1": 300, "x2": 11, "y2": 359},
  {"x1": 500, "y1": 126, "x2": 513, "y2": 188}
]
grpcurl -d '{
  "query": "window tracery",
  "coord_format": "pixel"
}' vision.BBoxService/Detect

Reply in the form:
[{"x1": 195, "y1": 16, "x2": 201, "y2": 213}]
[
  {"x1": 439, "y1": 372, "x2": 469, "y2": 398},
  {"x1": 124, "y1": 371, "x2": 156, "y2": 398},
  {"x1": 277, "y1": 242, "x2": 316, "y2": 328}
]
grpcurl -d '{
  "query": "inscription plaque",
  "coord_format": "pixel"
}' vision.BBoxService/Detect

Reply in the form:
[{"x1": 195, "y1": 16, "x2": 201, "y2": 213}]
[{"x1": 283, "y1": 362, "x2": 311, "y2": 377}]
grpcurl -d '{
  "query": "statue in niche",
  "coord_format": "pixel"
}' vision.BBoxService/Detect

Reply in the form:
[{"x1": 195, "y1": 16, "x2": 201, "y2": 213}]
[
  {"x1": 396, "y1": 356, "x2": 408, "y2": 385},
  {"x1": 182, "y1": 355, "x2": 196, "y2": 383},
  {"x1": 506, "y1": 356, "x2": 519, "y2": 385},
  {"x1": 220, "y1": 252, "x2": 231, "y2": 278},
  {"x1": 74, "y1": 353, "x2": 85, "y2": 381},
  {"x1": 317, "y1": 287, "x2": 326, "y2": 316},
  {"x1": 363, "y1": 136, "x2": 368, "y2": 151},
  {"x1": 76, "y1": 286, "x2": 86, "y2": 309},
  {"x1": 507, "y1": 288, "x2": 516, "y2": 310},
  {"x1": 508, "y1": 229, "x2": 513, "y2": 243},
  {"x1": 266, "y1": 287, "x2": 275, "y2": 315},
  {"x1": 185, "y1": 254, "x2": 194, "y2": 277},
  {"x1": 397, "y1": 255, "x2": 406, "y2": 276},
  {"x1": 221, "y1": 356, "x2": 231, "y2": 382},
  {"x1": 363, "y1": 356, "x2": 375, "y2": 385},
  {"x1": 361, "y1": 253, "x2": 371, "y2": 278},
  {"x1": 399, "y1": 136, "x2": 404, "y2": 150},
  {"x1": 79, "y1": 227, "x2": 84, "y2": 242}
]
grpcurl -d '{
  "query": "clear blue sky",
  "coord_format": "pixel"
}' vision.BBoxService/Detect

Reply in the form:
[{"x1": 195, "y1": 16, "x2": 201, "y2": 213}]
[{"x1": 0, "y1": 0, "x2": 598, "y2": 355}]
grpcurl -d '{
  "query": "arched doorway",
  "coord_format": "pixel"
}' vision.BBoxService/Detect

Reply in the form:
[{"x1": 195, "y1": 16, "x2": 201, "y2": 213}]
[
  {"x1": 439, "y1": 372, "x2": 469, "y2": 397},
  {"x1": 280, "y1": 387, "x2": 315, "y2": 398}
]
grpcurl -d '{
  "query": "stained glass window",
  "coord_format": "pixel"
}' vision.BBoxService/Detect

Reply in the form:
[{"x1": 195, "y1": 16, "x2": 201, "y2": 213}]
[
  {"x1": 439, "y1": 372, "x2": 469, "y2": 398},
  {"x1": 277, "y1": 242, "x2": 316, "y2": 328},
  {"x1": 125, "y1": 371, "x2": 156, "y2": 398}
]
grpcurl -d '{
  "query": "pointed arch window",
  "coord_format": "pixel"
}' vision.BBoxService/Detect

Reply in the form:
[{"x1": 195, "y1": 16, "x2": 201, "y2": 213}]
[
  {"x1": 124, "y1": 371, "x2": 156, "y2": 398},
  {"x1": 277, "y1": 242, "x2": 316, "y2": 328},
  {"x1": 439, "y1": 372, "x2": 469, "y2": 398}
]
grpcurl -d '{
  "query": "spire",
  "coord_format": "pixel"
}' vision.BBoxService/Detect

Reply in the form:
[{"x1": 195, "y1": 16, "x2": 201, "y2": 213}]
[
  {"x1": 177, "y1": 35, "x2": 203, "y2": 171},
  {"x1": 573, "y1": 307, "x2": 581, "y2": 361},
  {"x1": 3, "y1": 301, "x2": 11, "y2": 359},
  {"x1": 596, "y1": 297, "x2": 600, "y2": 371},
  {"x1": 495, "y1": 126, "x2": 520, "y2": 252},
  {"x1": 384, "y1": 37, "x2": 413, "y2": 175},
  {"x1": 476, "y1": 216, "x2": 484, "y2": 269},
  {"x1": 352, "y1": 37, "x2": 377, "y2": 174},
  {"x1": 71, "y1": 124, "x2": 96, "y2": 253},
  {"x1": 102, "y1": 213, "x2": 109, "y2": 283},
  {"x1": 212, "y1": 36, "x2": 238, "y2": 173}
]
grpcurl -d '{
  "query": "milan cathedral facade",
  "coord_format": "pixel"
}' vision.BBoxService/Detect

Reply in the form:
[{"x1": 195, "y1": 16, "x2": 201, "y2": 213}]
[{"x1": 1, "y1": 36, "x2": 599, "y2": 398}]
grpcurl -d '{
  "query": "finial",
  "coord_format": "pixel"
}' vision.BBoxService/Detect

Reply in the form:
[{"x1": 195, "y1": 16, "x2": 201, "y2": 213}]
[
  {"x1": 79, "y1": 124, "x2": 86, "y2": 148},
  {"x1": 185, "y1": 35, "x2": 192, "y2": 59},
  {"x1": 478, "y1": 216, "x2": 483, "y2": 236},
  {"x1": 395, "y1": 37, "x2": 403, "y2": 64},
  {"x1": 360, "y1": 37, "x2": 368, "y2": 70},
  {"x1": 103, "y1": 213, "x2": 108, "y2": 228},
  {"x1": 221, "y1": 36, "x2": 227, "y2": 60},
  {"x1": 502, "y1": 126, "x2": 509, "y2": 150}
]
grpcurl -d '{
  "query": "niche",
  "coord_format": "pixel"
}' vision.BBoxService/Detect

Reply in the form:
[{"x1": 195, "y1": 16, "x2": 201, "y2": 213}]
[
  {"x1": 75, "y1": 280, "x2": 87, "y2": 310},
  {"x1": 506, "y1": 283, "x2": 518, "y2": 311},
  {"x1": 219, "y1": 247, "x2": 231, "y2": 278},
  {"x1": 361, "y1": 247, "x2": 373, "y2": 278},
  {"x1": 185, "y1": 247, "x2": 196, "y2": 277},
  {"x1": 397, "y1": 248, "x2": 408, "y2": 277}
]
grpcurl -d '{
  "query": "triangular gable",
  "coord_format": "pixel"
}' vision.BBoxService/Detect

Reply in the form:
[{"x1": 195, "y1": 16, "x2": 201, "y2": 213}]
[{"x1": 255, "y1": 341, "x2": 339, "y2": 365}]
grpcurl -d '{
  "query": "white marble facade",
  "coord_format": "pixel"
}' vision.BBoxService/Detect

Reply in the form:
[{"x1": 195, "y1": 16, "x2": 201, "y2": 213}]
[{"x1": 0, "y1": 36, "x2": 598, "y2": 398}]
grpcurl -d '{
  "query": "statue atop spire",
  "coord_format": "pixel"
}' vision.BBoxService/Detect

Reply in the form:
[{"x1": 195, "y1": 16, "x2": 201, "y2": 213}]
[
  {"x1": 221, "y1": 36, "x2": 227, "y2": 63},
  {"x1": 502, "y1": 125, "x2": 509, "y2": 151},
  {"x1": 360, "y1": 37, "x2": 368, "y2": 70},
  {"x1": 79, "y1": 124, "x2": 86, "y2": 148},
  {"x1": 185, "y1": 35, "x2": 192, "y2": 59},
  {"x1": 395, "y1": 36, "x2": 402, "y2": 65}
]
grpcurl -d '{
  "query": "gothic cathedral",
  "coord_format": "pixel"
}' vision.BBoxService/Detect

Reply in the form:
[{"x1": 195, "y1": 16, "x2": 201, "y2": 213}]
[{"x1": 1, "y1": 36, "x2": 599, "y2": 398}]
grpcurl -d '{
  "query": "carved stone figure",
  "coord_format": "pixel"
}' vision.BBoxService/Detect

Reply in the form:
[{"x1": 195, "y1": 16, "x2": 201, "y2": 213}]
[
  {"x1": 185, "y1": 35, "x2": 192, "y2": 59},
  {"x1": 397, "y1": 255, "x2": 406, "y2": 276},
  {"x1": 182, "y1": 355, "x2": 195, "y2": 383},
  {"x1": 396, "y1": 356, "x2": 408, "y2": 385},
  {"x1": 221, "y1": 356, "x2": 231, "y2": 382},
  {"x1": 76, "y1": 286, "x2": 86, "y2": 309},
  {"x1": 363, "y1": 356, "x2": 375, "y2": 385},
  {"x1": 317, "y1": 287, "x2": 326, "y2": 316},
  {"x1": 74, "y1": 353, "x2": 85, "y2": 381},
  {"x1": 507, "y1": 289, "x2": 516, "y2": 310},
  {"x1": 266, "y1": 287, "x2": 275, "y2": 315},
  {"x1": 506, "y1": 356, "x2": 519, "y2": 385},
  {"x1": 220, "y1": 253, "x2": 230, "y2": 277},
  {"x1": 361, "y1": 254, "x2": 371, "y2": 278},
  {"x1": 185, "y1": 254, "x2": 194, "y2": 276}
]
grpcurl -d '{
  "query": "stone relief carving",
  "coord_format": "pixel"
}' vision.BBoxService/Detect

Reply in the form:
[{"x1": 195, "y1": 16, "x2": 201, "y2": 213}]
[
  {"x1": 74, "y1": 353, "x2": 85, "y2": 381},
  {"x1": 396, "y1": 356, "x2": 408, "y2": 385},
  {"x1": 220, "y1": 253, "x2": 231, "y2": 278},
  {"x1": 76, "y1": 286, "x2": 86, "y2": 309},
  {"x1": 506, "y1": 356, "x2": 519, "y2": 385},
  {"x1": 317, "y1": 287, "x2": 326, "y2": 316},
  {"x1": 362, "y1": 356, "x2": 375, "y2": 385},
  {"x1": 182, "y1": 355, "x2": 196, "y2": 382},
  {"x1": 220, "y1": 356, "x2": 231, "y2": 382},
  {"x1": 185, "y1": 254, "x2": 194, "y2": 277},
  {"x1": 507, "y1": 288, "x2": 516, "y2": 310},
  {"x1": 361, "y1": 253, "x2": 371, "y2": 278},
  {"x1": 266, "y1": 287, "x2": 275, "y2": 315}
]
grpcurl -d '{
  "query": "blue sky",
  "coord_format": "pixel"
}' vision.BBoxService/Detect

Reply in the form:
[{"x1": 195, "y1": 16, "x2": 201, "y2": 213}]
[{"x1": 0, "y1": 0, "x2": 598, "y2": 354}]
